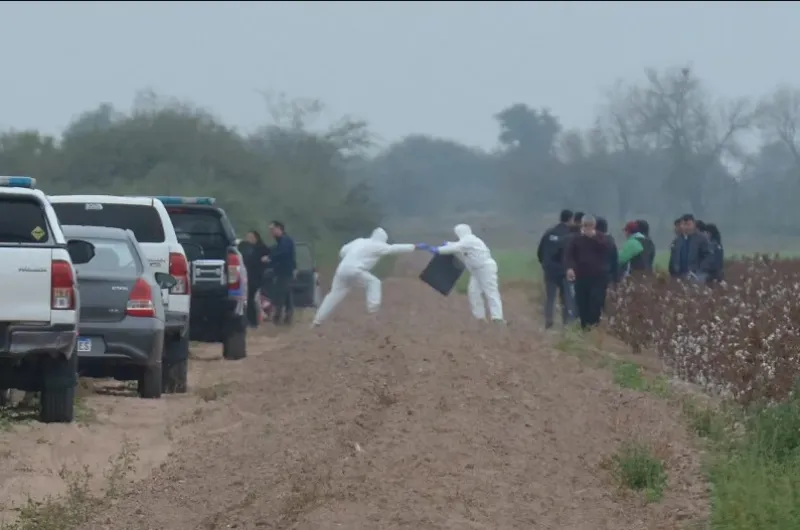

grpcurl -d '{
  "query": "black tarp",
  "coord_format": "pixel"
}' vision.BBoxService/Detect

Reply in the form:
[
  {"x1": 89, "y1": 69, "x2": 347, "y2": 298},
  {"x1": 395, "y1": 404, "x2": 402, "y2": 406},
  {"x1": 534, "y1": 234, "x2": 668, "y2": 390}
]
[{"x1": 419, "y1": 253, "x2": 465, "y2": 296}]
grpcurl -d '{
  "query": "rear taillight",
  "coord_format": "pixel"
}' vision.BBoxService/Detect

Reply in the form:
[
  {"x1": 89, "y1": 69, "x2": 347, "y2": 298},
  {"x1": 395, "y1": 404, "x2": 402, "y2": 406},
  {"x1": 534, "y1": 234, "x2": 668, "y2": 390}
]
[
  {"x1": 168, "y1": 252, "x2": 190, "y2": 295},
  {"x1": 126, "y1": 278, "x2": 156, "y2": 318},
  {"x1": 227, "y1": 252, "x2": 241, "y2": 290},
  {"x1": 51, "y1": 260, "x2": 75, "y2": 310}
]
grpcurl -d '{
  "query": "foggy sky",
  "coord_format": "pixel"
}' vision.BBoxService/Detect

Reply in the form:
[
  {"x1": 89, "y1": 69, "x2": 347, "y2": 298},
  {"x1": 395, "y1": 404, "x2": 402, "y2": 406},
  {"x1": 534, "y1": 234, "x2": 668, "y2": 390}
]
[{"x1": 2, "y1": 1, "x2": 799, "y2": 149}]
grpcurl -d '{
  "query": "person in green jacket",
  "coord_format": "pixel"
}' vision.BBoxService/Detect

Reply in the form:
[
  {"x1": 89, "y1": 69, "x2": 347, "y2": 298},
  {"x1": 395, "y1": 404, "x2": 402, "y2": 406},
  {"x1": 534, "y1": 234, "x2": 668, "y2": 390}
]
[{"x1": 618, "y1": 221, "x2": 650, "y2": 277}]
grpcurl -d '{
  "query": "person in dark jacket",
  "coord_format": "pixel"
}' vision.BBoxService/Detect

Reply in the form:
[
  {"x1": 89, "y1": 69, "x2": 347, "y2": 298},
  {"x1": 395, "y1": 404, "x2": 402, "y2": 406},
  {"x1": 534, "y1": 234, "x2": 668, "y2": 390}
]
[
  {"x1": 668, "y1": 214, "x2": 712, "y2": 281},
  {"x1": 242, "y1": 231, "x2": 271, "y2": 328},
  {"x1": 267, "y1": 220, "x2": 297, "y2": 326},
  {"x1": 594, "y1": 216, "x2": 617, "y2": 317},
  {"x1": 635, "y1": 219, "x2": 656, "y2": 270},
  {"x1": 704, "y1": 223, "x2": 724, "y2": 282},
  {"x1": 565, "y1": 215, "x2": 612, "y2": 330},
  {"x1": 595, "y1": 216, "x2": 619, "y2": 285},
  {"x1": 537, "y1": 209, "x2": 575, "y2": 328}
]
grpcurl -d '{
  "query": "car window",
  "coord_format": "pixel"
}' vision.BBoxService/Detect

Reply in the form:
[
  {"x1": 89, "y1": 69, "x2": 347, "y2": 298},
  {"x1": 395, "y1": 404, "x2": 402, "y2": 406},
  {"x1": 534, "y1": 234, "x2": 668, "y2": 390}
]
[
  {"x1": 0, "y1": 197, "x2": 50, "y2": 243},
  {"x1": 52, "y1": 203, "x2": 165, "y2": 243},
  {"x1": 74, "y1": 238, "x2": 141, "y2": 274},
  {"x1": 295, "y1": 243, "x2": 314, "y2": 271},
  {"x1": 167, "y1": 209, "x2": 228, "y2": 248}
]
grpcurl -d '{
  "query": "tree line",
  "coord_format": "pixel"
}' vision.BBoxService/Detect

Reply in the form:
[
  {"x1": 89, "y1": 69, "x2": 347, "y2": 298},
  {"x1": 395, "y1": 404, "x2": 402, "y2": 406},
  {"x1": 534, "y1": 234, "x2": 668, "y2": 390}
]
[{"x1": 2, "y1": 66, "x2": 799, "y2": 247}]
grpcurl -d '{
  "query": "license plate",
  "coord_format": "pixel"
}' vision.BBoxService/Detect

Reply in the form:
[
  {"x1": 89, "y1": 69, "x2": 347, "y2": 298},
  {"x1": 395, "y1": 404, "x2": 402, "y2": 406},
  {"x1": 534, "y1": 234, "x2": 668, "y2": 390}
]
[{"x1": 77, "y1": 338, "x2": 92, "y2": 352}]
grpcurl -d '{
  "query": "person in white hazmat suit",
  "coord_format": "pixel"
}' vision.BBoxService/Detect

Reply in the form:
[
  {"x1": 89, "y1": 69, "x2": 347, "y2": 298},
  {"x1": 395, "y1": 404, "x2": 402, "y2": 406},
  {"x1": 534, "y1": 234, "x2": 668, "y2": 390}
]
[
  {"x1": 311, "y1": 228, "x2": 423, "y2": 327},
  {"x1": 429, "y1": 224, "x2": 504, "y2": 322}
]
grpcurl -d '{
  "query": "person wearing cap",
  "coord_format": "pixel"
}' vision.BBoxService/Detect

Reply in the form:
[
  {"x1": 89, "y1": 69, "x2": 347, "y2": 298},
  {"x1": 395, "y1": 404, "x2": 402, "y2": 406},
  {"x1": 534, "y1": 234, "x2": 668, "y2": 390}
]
[
  {"x1": 537, "y1": 209, "x2": 575, "y2": 328},
  {"x1": 635, "y1": 220, "x2": 656, "y2": 270},
  {"x1": 618, "y1": 221, "x2": 651, "y2": 278}
]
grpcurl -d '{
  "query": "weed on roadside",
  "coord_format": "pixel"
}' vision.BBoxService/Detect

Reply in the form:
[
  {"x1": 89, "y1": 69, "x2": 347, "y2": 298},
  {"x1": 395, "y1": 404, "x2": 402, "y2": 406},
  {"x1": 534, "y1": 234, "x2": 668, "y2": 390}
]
[
  {"x1": 680, "y1": 399, "x2": 728, "y2": 443},
  {"x1": 607, "y1": 440, "x2": 667, "y2": 503},
  {"x1": 613, "y1": 362, "x2": 669, "y2": 397},
  {"x1": 554, "y1": 323, "x2": 585, "y2": 354},
  {"x1": 707, "y1": 387, "x2": 800, "y2": 529},
  {"x1": 0, "y1": 438, "x2": 138, "y2": 530}
]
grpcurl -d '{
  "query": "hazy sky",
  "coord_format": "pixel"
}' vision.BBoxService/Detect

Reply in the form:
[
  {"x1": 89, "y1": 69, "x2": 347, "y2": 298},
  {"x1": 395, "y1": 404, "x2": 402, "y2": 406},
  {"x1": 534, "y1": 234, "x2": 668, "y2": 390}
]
[{"x1": 2, "y1": 1, "x2": 799, "y2": 149}]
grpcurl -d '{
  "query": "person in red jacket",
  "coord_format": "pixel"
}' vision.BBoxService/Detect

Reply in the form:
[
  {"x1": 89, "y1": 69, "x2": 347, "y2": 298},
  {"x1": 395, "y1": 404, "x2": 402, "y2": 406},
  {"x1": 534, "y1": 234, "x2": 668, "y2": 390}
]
[{"x1": 565, "y1": 214, "x2": 613, "y2": 329}]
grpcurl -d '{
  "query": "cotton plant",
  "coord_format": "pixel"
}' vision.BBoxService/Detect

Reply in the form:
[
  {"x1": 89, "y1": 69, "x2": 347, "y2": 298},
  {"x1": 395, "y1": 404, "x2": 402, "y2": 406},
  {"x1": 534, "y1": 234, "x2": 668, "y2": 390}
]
[{"x1": 607, "y1": 258, "x2": 800, "y2": 405}]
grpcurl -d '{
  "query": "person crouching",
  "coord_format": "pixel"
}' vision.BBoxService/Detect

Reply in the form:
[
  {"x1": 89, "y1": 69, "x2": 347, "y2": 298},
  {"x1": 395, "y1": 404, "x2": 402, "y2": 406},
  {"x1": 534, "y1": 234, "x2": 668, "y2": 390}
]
[{"x1": 565, "y1": 215, "x2": 613, "y2": 330}]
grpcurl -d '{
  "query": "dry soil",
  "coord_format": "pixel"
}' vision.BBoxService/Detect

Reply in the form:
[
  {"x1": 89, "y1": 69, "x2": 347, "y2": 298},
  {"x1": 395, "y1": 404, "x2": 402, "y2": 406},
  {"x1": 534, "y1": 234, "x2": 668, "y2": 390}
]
[{"x1": 0, "y1": 256, "x2": 708, "y2": 529}]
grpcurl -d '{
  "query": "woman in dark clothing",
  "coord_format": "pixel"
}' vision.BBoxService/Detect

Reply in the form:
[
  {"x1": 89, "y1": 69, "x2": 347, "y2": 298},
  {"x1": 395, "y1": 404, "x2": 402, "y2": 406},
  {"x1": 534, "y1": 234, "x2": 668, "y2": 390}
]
[
  {"x1": 704, "y1": 223, "x2": 724, "y2": 282},
  {"x1": 242, "y1": 230, "x2": 270, "y2": 327}
]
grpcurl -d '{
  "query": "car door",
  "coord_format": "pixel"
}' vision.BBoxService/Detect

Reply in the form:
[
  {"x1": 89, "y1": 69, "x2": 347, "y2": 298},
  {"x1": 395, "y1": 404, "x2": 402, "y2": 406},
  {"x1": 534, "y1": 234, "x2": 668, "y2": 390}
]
[{"x1": 291, "y1": 242, "x2": 317, "y2": 308}]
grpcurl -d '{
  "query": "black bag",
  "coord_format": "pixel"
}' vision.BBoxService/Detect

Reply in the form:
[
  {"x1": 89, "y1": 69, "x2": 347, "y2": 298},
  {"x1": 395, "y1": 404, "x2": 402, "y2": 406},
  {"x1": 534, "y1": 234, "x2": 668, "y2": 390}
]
[{"x1": 419, "y1": 254, "x2": 465, "y2": 296}]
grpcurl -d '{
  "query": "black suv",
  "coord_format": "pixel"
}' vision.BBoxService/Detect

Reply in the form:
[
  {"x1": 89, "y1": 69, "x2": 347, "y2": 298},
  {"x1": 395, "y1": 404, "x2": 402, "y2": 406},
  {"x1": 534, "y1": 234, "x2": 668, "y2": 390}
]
[{"x1": 159, "y1": 197, "x2": 248, "y2": 360}]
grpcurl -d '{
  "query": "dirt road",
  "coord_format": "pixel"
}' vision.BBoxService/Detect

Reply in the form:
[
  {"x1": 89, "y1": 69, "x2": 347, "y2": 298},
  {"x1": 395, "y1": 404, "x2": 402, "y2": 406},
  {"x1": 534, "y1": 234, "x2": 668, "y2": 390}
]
[{"x1": 0, "y1": 258, "x2": 708, "y2": 529}]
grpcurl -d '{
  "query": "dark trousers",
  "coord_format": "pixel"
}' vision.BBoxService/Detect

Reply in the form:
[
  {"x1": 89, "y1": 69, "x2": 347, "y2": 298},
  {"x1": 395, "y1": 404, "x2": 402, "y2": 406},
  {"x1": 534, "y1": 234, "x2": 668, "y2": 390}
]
[
  {"x1": 574, "y1": 276, "x2": 606, "y2": 329},
  {"x1": 271, "y1": 274, "x2": 294, "y2": 325},
  {"x1": 246, "y1": 282, "x2": 260, "y2": 327}
]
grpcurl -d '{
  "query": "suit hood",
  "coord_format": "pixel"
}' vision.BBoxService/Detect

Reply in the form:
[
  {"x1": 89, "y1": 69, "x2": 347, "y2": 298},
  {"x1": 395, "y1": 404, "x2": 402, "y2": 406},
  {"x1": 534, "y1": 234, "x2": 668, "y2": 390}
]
[
  {"x1": 454, "y1": 224, "x2": 472, "y2": 239},
  {"x1": 370, "y1": 227, "x2": 388, "y2": 243}
]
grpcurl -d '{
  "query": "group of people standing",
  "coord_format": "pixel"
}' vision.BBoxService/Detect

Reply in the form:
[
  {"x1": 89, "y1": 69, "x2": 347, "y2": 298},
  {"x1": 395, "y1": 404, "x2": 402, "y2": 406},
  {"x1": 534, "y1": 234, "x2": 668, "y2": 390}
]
[
  {"x1": 537, "y1": 210, "x2": 724, "y2": 331},
  {"x1": 239, "y1": 220, "x2": 297, "y2": 328}
]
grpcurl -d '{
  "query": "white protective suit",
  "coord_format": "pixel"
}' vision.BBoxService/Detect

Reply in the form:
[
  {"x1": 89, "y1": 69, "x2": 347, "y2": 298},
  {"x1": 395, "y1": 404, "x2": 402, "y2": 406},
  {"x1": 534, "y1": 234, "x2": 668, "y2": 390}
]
[
  {"x1": 438, "y1": 224, "x2": 504, "y2": 321},
  {"x1": 312, "y1": 228, "x2": 416, "y2": 326}
]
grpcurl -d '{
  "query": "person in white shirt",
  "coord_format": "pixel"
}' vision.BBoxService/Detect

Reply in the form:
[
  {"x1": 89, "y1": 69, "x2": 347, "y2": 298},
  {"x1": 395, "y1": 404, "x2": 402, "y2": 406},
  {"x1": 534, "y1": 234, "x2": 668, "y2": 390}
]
[
  {"x1": 311, "y1": 228, "x2": 422, "y2": 327},
  {"x1": 425, "y1": 224, "x2": 504, "y2": 322}
]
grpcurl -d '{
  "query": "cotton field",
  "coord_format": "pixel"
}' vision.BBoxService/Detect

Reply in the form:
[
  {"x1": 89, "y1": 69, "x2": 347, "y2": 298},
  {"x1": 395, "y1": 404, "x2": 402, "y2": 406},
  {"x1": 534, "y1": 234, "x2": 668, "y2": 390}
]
[{"x1": 608, "y1": 257, "x2": 800, "y2": 404}]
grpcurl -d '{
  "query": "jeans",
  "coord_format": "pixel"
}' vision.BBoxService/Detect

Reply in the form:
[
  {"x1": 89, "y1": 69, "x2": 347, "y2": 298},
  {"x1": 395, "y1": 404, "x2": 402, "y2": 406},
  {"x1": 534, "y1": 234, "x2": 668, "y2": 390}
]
[
  {"x1": 543, "y1": 273, "x2": 575, "y2": 328},
  {"x1": 271, "y1": 274, "x2": 294, "y2": 325}
]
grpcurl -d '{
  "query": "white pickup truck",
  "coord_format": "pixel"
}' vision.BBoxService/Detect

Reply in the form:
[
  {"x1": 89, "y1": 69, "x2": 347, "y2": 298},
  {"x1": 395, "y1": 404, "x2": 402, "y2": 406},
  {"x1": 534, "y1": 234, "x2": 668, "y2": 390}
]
[{"x1": 0, "y1": 177, "x2": 95, "y2": 423}]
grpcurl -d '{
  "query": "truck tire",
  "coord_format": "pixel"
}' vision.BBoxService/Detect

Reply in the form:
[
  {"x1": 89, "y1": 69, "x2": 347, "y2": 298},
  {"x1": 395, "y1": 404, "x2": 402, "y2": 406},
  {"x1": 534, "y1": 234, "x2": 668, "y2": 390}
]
[
  {"x1": 138, "y1": 363, "x2": 163, "y2": 399},
  {"x1": 40, "y1": 354, "x2": 78, "y2": 424},
  {"x1": 222, "y1": 328, "x2": 247, "y2": 360},
  {"x1": 162, "y1": 359, "x2": 188, "y2": 394},
  {"x1": 162, "y1": 335, "x2": 189, "y2": 394}
]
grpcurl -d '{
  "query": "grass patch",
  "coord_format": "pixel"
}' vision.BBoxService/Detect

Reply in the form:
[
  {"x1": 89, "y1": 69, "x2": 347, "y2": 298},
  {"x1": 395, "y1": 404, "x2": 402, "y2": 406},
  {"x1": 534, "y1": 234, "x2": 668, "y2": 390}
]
[
  {"x1": 676, "y1": 383, "x2": 800, "y2": 529},
  {"x1": 553, "y1": 323, "x2": 586, "y2": 354},
  {"x1": 0, "y1": 393, "x2": 96, "y2": 430},
  {"x1": 612, "y1": 362, "x2": 669, "y2": 397},
  {"x1": 608, "y1": 440, "x2": 667, "y2": 502}
]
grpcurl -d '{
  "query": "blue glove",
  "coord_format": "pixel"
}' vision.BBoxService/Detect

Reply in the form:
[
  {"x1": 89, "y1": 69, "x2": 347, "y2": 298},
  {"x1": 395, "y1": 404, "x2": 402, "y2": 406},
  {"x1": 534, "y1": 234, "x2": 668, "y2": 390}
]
[
  {"x1": 440, "y1": 241, "x2": 449, "y2": 246},
  {"x1": 428, "y1": 245, "x2": 440, "y2": 255},
  {"x1": 415, "y1": 243, "x2": 430, "y2": 251}
]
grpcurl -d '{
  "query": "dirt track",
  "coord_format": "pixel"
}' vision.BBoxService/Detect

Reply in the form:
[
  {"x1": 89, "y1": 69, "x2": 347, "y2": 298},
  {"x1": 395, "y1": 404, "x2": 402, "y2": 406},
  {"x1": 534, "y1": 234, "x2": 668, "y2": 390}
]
[{"x1": 0, "y1": 256, "x2": 708, "y2": 529}]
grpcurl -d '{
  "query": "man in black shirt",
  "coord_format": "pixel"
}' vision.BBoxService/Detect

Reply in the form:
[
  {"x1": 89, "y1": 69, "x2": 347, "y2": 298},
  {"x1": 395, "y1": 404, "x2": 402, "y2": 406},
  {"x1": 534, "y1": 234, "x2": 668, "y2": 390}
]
[
  {"x1": 267, "y1": 220, "x2": 296, "y2": 326},
  {"x1": 537, "y1": 209, "x2": 575, "y2": 329}
]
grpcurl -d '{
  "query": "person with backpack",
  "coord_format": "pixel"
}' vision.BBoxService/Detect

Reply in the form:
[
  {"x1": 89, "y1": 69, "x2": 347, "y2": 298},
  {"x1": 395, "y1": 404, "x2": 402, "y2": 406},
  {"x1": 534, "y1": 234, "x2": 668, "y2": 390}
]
[
  {"x1": 618, "y1": 221, "x2": 653, "y2": 278},
  {"x1": 635, "y1": 219, "x2": 656, "y2": 270}
]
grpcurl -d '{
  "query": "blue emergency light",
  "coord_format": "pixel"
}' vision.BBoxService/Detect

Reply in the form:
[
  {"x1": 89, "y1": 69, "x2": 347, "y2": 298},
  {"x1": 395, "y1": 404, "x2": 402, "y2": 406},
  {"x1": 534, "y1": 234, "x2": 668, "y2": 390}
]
[
  {"x1": 154, "y1": 196, "x2": 216, "y2": 206},
  {"x1": 0, "y1": 176, "x2": 36, "y2": 188}
]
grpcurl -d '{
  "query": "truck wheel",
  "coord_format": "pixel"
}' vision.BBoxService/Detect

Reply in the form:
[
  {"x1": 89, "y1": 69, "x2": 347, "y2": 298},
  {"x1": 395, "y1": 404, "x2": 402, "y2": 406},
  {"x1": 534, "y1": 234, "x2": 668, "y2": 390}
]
[
  {"x1": 138, "y1": 363, "x2": 163, "y2": 399},
  {"x1": 162, "y1": 335, "x2": 189, "y2": 394},
  {"x1": 222, "y1": 328, "x2": 247, "y2": 360},
  {"x1": 40, "y1": 354, "x2": 78, "y2": 424}
]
